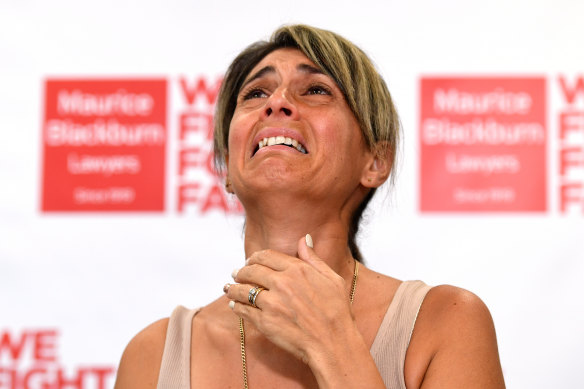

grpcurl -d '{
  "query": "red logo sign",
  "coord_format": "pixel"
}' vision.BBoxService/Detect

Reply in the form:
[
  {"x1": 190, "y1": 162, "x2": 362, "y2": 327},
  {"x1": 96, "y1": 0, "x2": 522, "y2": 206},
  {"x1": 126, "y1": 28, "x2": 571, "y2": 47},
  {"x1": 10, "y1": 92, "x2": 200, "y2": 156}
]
[
  {"x1": 420, "y1": 77, "x2": 547, "y2": 212},
  {"x1": 0, "y1": 329, "x2": 115, "y2": 388},
  {"x1": 175, "y1": 76, "x2": 242, "y2": 214},
  {"x1": 41, "y1": 79, "x2": 167, "y2": 211},
  {"x1": 557, "y1": 75, "x2": 584, "y2": 213}
]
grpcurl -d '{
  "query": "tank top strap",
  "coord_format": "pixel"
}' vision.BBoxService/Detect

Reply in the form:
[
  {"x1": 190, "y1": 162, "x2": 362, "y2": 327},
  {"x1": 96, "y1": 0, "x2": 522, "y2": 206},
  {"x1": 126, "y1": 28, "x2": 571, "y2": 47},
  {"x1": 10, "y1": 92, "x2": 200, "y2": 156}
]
[
  {"x1": 157, "y1": 306, "x2": 201, "y2": 389},
  {"x1": 370, "y1": 280, "x2": 432, "y2": 389}
]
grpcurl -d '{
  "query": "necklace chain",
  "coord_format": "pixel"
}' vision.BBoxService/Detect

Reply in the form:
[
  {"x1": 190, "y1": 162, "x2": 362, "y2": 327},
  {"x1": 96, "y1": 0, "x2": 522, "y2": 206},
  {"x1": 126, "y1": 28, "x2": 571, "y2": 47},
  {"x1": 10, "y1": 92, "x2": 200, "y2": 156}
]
[
  {"x1": 239, "y1": 260, "x2": 359, "y2": 389},
  {"x1": 239, "y1": 317, "x2": 248, "y2": 388}
]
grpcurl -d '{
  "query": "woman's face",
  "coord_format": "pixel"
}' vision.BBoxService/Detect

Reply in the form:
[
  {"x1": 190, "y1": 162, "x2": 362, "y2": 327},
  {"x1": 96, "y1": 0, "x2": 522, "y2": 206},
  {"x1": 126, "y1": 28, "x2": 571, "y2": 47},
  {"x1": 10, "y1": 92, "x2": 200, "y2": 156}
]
[{"x1": 227, "y1": 48, "x2": 372, "y2": 209}]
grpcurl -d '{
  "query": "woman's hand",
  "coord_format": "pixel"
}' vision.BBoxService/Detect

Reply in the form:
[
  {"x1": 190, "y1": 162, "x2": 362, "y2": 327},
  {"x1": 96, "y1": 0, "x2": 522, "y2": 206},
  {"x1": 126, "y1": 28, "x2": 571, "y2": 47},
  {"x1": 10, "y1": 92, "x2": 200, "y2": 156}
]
[
  {"x1": 226, "y1": 234, "x2": 355, "y2": 365},
  {"x1": 224, "y1": 234, "x2": 385, "y2": 388}
]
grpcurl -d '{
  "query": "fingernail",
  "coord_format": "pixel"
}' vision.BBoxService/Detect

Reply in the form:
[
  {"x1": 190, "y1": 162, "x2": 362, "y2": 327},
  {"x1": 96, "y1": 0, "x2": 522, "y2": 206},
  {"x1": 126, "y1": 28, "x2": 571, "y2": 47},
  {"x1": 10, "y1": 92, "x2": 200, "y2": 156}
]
[
  {"x1": 231, "y1": 268, "x2": 239, "y2": 279},
  {"x1": 229, "y1": 300, "x2": 235, "y2": 310},
  {"x1": 245, "y1": 257, "x2": 251, "y2": 265},
  {"x1": 305, "y1": 233, "x2": 314, "y2": 249},
  {"x1": 223, "y1": 283, "x2": 230, "y2": 293}
]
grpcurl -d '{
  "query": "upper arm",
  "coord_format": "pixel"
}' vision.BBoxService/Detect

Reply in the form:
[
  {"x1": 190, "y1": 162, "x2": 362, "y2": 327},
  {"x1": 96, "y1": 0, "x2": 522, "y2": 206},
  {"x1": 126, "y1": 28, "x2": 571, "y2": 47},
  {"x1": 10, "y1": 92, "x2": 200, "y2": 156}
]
[
  {"x1": 114, "y1": 318, "x2": 169, "y2": 389},
  {"x1": 408, "y1": 285, "x2": 505, "y2": 389}
]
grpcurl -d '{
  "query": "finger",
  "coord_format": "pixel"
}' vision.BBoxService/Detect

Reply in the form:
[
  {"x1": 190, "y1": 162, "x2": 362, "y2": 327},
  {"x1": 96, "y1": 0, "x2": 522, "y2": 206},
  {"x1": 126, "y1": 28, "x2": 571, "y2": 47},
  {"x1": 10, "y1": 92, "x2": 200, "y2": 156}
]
[
  {"x1": 229, "y1": 299, "x2": 262, "y2": 322},
  {"x1": 226, "y1": 282, "x2": 256, "y2": 306},
  {"x1": 245, "y1": 248, "x2": 297, "y2": 271},
  {"x1": 233, "y1": 262, "x2": 282, "y2": 289},
  {"x1": 229, "y1": 299, "x2": 308, "y2": 364},
  {"x1": 226, "y1": 283, "x2": 269, "y2": 309},
  {"x1": 297, "y1": 234, "x2": 330, "y2": 273},
  {"x1": 244, "y1": 245, "x2": 326, "y2": 293}
]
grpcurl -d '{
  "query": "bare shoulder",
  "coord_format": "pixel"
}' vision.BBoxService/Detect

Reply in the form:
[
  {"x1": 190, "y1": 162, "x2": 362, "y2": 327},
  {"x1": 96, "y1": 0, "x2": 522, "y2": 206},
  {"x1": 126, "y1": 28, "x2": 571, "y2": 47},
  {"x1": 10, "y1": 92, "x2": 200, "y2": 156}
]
[
  {"x1": 423, "y1": 284, "x2": 494, "y2": 326},
  {"x1": 405, "y1": 285, "x2": 505, "y2": 389},
  {"x1": 114, "y1": 318, "x2": 169, "y2": 389}
]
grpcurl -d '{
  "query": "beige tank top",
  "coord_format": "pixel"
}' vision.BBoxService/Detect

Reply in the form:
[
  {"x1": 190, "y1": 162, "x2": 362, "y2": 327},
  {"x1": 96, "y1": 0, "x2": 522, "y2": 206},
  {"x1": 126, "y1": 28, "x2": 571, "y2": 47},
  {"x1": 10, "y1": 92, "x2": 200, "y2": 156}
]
[{"x1": 157, "y1": 280, "x2": 431, "y2": 389}]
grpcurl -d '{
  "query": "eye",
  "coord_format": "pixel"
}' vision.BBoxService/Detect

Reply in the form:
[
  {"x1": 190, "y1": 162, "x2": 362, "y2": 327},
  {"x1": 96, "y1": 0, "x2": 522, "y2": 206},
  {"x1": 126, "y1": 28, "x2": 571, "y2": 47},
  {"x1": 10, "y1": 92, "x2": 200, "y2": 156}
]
[
  {"x1": 305, "y1": 84, "x2": 332, "y2": 96},
  {"x1": 242, "y1": 88, "x2": 268, "y2": 100}
]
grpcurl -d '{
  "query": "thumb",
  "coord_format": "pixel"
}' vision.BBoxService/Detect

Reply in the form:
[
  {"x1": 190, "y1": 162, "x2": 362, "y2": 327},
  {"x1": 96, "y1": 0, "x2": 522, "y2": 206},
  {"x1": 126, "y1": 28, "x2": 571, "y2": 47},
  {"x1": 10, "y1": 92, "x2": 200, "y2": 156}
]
[{"x1": 297, "y1": 233, "x2": 323, "y2": 267}]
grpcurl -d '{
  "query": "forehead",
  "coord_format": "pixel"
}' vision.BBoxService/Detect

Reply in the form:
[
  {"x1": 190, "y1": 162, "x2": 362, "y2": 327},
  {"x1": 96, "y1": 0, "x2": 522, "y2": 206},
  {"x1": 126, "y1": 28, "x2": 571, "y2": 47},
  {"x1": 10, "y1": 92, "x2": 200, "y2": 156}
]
[
  {"x1": 245, "y1": 48, "x2": 321, "y2": 80},
  {"x1": 258, "y1": 47, "x2": 312, "y2": 65}
]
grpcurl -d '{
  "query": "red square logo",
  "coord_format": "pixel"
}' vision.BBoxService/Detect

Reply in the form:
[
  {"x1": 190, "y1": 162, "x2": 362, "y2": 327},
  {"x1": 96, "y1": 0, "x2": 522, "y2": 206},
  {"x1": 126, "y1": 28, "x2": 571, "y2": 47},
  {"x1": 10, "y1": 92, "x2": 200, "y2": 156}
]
[
  {"x1": 41, "y1": 79, "x2": 167, "y2": 211},
  {"x1": 420, "y1": 77, "x2": 547, "y2": 212}
]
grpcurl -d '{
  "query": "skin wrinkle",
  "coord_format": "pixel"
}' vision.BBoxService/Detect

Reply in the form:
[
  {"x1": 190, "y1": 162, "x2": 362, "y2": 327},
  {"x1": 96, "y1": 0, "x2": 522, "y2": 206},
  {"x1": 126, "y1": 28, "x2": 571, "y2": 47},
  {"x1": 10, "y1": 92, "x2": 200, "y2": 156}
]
[
  {"x1": 214, "y1": 26, "x2": 399, "y2": 176},
  {"x1": 248, "y1": 63, "x2": 325, "y2": 86},
  {"x1": 229, "y1": 51, "x2": 367, "y2": 217}
]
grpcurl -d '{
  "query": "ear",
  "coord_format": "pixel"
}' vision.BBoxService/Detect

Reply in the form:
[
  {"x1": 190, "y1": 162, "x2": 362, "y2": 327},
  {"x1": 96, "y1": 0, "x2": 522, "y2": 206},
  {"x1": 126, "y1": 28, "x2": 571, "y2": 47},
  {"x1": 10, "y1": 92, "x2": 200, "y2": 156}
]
[
  {"x1": 225, "y1": 177, "x2": 234, "y2": 194},
  {"x1": 360, "y1": 142, "x2": 393, "y2": 188}
]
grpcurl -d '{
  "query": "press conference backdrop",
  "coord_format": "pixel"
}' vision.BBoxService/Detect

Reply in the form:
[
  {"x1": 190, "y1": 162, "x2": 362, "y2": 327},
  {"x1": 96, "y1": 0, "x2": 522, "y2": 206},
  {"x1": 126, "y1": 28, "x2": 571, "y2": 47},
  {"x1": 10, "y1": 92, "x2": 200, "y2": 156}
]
[{"x1": 1, "y1": 1, "x2": 583, "y2": 388}]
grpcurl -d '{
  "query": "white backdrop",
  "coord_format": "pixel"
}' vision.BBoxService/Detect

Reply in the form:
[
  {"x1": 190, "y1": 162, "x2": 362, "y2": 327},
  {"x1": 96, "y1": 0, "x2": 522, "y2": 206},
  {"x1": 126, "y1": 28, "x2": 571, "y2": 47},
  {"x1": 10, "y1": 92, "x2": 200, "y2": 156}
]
[{"x1": 1, "y1": 1, "x2": 583, "y2": 388}]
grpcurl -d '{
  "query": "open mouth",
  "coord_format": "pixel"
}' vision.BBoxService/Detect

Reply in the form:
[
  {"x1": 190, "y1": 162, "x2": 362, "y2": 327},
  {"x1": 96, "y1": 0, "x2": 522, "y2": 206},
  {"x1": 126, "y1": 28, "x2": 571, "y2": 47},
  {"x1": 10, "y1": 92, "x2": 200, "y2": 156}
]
[{"x1": 253, "y1": 136, "x2": 307, "y2": 155}]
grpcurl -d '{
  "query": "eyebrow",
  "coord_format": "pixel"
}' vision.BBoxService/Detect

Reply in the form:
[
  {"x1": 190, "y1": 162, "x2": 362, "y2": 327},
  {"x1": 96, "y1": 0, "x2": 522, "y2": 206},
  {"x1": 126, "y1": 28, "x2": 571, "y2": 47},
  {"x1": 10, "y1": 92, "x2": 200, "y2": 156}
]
[
  {"x1": 241, "y1": 66, "x2": 275, "y2": 90},
  {"x1": 240, "y1": 63, "x2": 326, "y2": 90},
  {"x1": 297, "y1": 63, "x2": 325, "y2": 75}
]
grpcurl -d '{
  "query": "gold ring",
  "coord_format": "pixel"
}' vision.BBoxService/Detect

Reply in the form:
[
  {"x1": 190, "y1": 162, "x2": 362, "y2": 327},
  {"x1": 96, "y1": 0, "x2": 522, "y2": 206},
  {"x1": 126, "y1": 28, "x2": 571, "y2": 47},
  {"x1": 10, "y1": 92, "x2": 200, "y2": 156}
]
[
  {"x1": 250, "y1": 287, "x2": 265, "y2": 308},
  {"x1": 248, "y1": 287, "x2": 258, "y2": 305}
]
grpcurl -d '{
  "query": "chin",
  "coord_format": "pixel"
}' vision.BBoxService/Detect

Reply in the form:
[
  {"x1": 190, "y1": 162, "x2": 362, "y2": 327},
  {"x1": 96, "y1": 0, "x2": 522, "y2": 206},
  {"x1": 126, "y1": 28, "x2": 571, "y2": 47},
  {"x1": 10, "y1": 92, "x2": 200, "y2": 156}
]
[{"x1": 235, "y1": 174, "x2": 305, "y2": 202}]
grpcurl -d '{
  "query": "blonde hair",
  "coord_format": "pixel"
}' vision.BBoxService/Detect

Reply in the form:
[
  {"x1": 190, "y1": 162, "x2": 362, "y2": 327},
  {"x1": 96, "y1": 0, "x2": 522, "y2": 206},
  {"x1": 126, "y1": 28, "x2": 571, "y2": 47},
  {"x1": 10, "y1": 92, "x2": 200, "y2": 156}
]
[{"x1": 214, "y1": 24, "x2": 401, "y2": 261}]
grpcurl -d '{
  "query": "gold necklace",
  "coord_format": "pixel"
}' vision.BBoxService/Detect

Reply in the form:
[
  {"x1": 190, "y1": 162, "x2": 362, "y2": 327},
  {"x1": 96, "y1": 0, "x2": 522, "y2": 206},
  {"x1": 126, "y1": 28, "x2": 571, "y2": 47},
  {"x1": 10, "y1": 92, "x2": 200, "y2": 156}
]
[{"x1": 239, "y1": 260, "x2": 359, "y2": 389}]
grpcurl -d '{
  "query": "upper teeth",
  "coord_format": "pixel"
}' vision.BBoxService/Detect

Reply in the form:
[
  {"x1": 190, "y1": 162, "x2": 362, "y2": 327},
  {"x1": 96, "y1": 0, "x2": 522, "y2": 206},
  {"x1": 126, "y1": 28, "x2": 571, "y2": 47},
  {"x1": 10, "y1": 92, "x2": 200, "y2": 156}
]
[{"x1": 257, "y1": 136, "x2": 307, "y2": 154}]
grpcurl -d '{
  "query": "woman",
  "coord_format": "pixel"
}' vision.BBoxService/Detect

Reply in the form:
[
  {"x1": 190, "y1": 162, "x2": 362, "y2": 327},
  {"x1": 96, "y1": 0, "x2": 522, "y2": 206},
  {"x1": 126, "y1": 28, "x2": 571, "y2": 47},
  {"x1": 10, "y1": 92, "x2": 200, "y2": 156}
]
[{"x1": 115, "y1": 25, "x2": 505, "y2": 389}]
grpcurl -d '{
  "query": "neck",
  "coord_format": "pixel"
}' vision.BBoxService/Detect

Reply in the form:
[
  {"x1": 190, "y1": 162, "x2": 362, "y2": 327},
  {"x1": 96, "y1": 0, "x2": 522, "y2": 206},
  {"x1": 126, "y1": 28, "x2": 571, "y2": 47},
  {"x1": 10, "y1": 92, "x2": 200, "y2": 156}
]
[{"x1": 243, "y1": 203, "x2": 356, "y2": 278}]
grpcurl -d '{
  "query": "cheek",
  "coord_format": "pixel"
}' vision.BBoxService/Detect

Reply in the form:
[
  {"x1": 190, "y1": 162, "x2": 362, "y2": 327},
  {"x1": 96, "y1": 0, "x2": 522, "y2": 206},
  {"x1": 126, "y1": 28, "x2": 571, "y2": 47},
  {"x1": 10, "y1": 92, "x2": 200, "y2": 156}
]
[
  {"x1": 317, "y1": 113, "x2": 362, "y2": 154},
  {"x1": 315, "y1": 113, "x2": 341, "y2": 140},
  {"x1": 227, "y1": 114, "x2": 249, "y2": 159}
]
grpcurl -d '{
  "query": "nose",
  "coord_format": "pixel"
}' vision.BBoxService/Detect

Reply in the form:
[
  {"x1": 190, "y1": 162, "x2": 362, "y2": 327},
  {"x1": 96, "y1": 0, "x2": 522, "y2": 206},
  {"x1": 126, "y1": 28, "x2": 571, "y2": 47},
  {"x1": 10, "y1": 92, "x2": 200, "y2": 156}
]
[{"x1": 262, "y1": 88, "x2": 299, "y2": 120}]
